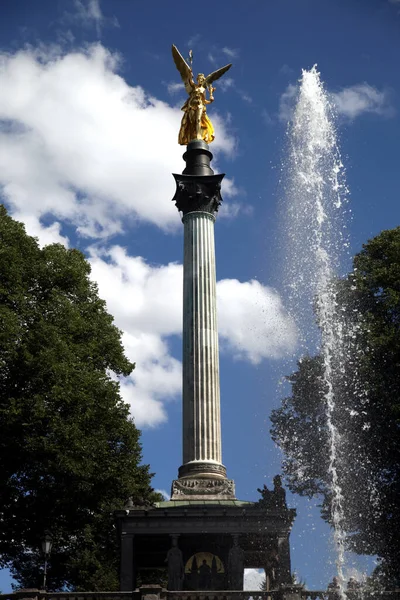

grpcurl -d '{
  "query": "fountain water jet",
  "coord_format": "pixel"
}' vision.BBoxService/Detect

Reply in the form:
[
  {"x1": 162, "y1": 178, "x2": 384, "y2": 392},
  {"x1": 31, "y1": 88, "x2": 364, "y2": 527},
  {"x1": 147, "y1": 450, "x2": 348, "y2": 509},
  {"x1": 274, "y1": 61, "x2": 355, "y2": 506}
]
[{"x1": 281, "y1": 66, "x2": 352, "y2": 594}]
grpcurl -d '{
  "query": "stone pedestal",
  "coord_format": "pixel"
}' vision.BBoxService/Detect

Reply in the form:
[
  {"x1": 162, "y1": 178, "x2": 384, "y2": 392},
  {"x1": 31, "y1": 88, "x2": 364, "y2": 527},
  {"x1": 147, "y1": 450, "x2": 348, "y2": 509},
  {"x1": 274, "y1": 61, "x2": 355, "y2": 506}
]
[{"x1": 116, "y1": 500, "x2": 296, "y2": 591}]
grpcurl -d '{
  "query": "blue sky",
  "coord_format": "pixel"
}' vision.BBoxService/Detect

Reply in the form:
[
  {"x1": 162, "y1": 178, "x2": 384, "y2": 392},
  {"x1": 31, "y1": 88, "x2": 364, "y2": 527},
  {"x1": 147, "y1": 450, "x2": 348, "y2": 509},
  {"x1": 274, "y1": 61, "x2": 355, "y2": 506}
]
[{"x1": 0, "y1": 0, "x2": 399, "y2": 592}]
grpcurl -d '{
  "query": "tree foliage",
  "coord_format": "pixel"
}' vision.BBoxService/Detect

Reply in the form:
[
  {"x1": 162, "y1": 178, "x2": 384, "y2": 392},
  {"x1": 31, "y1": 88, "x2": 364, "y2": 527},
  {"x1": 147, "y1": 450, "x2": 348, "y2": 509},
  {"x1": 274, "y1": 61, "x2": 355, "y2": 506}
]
[
  {"x1": 271, "y1": 227, "x2": 400, "y2": 586},
  {"x1": 0, "y1": 206, "x2": 160, "y2": 590}
]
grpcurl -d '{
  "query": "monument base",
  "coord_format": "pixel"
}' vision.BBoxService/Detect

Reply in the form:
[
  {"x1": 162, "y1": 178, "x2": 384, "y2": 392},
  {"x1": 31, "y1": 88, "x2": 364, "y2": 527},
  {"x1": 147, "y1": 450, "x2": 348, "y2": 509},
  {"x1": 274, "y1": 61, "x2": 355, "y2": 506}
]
[
  {"x1": 171, "y1": 477, "x2": 236, "y2": 501},
  {"x1": 116, "y1": 499, "x2": 296, "y2": 591}
]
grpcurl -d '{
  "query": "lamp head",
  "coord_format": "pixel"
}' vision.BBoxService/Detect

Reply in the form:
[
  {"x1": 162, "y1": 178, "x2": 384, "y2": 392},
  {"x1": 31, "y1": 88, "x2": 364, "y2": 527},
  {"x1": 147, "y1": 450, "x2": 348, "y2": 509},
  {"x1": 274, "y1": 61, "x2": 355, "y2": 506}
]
[{"x1": 41, "y1": 531, "x2": 53, "y2": 556}]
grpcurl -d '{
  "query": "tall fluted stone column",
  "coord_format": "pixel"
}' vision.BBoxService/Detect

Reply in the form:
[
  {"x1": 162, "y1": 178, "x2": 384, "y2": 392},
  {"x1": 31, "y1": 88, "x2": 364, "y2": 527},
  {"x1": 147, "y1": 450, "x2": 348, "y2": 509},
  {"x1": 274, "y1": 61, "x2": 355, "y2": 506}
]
[
  {"x1": 182, "y1": 211, "x2": 221, "y2": 472},
  {"x1": 170, "y1": 140, "x2": 235, "y2": 500}
]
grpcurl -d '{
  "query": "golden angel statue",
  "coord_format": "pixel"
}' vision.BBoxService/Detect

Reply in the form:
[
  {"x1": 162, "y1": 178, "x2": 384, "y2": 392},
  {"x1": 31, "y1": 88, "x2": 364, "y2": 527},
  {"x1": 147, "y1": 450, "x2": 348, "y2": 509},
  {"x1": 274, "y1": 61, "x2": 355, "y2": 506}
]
[{"x1": 172, "y1": 44, "x2": 232, "y2": 145}]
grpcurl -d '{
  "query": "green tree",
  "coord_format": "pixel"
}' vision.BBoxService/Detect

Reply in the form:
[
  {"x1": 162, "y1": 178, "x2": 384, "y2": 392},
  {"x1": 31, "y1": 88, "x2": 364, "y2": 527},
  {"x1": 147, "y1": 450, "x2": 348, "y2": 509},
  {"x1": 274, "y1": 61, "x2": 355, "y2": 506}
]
[
  {"x1": 0, "y1": 206, "x2": 160, "y2": 591},
  {"x1": 271, "y1": 227, "x2": 400, "y2": 586}
]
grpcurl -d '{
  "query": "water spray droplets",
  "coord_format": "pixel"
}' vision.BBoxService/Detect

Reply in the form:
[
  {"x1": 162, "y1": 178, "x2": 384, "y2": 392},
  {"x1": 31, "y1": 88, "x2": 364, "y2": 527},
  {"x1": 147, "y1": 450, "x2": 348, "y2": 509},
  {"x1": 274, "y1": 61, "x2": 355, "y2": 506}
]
[{"x1": 281, "y1": 66, "x2": 353, "y2": 594}]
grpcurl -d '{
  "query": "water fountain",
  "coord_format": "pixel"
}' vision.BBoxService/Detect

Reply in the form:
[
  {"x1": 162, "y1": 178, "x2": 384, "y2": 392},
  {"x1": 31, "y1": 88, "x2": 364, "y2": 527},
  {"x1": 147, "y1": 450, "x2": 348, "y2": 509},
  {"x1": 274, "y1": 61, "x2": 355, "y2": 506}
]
[{"x1": 281, "y1": 66, "x2": 351, "y2": 595}]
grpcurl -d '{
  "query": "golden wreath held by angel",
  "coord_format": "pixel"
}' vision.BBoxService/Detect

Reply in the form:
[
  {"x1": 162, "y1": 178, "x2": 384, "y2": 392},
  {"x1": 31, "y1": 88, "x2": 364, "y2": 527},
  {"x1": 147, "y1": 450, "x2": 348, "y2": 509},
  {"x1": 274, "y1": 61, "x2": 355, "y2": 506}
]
[{"x1": 172, "y1": 44, "x2": 232, "y2": 145}]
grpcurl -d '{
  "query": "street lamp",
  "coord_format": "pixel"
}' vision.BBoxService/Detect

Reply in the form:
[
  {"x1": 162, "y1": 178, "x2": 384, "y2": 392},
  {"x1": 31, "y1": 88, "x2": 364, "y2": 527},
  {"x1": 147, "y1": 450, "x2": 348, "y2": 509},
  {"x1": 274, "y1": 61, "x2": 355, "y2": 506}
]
[{"x1": 41, "y1": 531, "x2": 53, "y2": 591}]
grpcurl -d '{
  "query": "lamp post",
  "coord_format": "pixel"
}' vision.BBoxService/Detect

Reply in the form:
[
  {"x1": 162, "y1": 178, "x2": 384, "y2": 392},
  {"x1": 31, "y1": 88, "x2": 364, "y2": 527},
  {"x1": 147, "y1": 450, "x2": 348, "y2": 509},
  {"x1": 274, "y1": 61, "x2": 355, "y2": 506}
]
[{"x1": 41, "y1": 531, "x2": 53, "y2": 591}]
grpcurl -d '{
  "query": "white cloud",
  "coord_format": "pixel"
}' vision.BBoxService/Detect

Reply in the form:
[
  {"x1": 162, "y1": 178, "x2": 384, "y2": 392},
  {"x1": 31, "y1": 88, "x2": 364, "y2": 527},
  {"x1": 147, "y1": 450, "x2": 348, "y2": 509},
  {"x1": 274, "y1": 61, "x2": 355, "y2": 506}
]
[
  {"x1": 244, "y1": 569, "x2": 265, "y2": 591},
  {"x1": 66, "y1": 0, "x2": 118, "y2": 36},
  {"x1": 262, "y1": 109, "x2": 274, "y2": 126},
  {"x1": 57, "y1": 29, "x2": 75, "y2": 46},
  {"x1": 278, "y1": 83, "x2": 298, "y2": 122},
  {"x1": 238, "y1": 90, "x2": 252, "y2": 104},
  {"x1": 88, "y1": 247, "x2": 297, "y2": 427},
  {"x1": 88, "y1": 247, "x2": 183, "y2": 336},
  {"x1": 218, "y1": 198, "x2": 253, "y2": 220},
  {"x1": 217, "y1": 279, "x2": 297, "y2": 363},
  {"x1": 187, "y1": 34, "x2": 201, "y2": 48},
  {"x1": 218, "y1": 203, "x2": 241, "y2": 219},
  {"x1": 218, "y1": 77, "x2": 235, "y2": 92},
  {"x1": 154, "y1": 489, "x2": 170, "y2": 501},
  {"x1": 11, "y1": 212, "x2": 70, "y2": 247},
  {"x1": 280, "y1": 64, "x2": 294, "y2": 76},
  {"x1": 210, "y1": 113, "x2": 237, "y2": 157},
  {"x1": 221, "y1": 177, "x2": 239, "y2": 198},
  {"x1": 222, "y1": 47, "x2": 239, "y2": 59},
  {"x1": 0, "y1": 44, "x2": 237, "y2": 245},
  {"x1": 210, "y1": 76, "x2": 252, "y2": 105},
  {"x1": 331, "y1": 83, "x2": 394, "y2": 119},
  {"x1": 88, "y1": 247, "x2": 181, "y2": 427},
  {"x1": 167, "y1": 81, "x2": 185, "y2": 95},
  {"x1": 278, "y1": 81, "x2": 394, "y2": 124},
  {"x1": 120, "y1": 381, "x2": 168, "y2": 428},
  {"x1": 76, "y1": 0, "x2": 103, "y2": 26}
]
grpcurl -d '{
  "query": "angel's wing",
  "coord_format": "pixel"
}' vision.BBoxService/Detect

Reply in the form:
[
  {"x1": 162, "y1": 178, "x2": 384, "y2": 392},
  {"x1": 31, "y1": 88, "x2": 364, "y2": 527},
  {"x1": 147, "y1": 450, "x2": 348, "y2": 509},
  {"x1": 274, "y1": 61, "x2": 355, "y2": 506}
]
[
  {"x1": 205, "y1": 63, "x2": 232, "y2": 86},
  {"x1": 172, "y1": 44, "x2": 192, "y2": 84}
]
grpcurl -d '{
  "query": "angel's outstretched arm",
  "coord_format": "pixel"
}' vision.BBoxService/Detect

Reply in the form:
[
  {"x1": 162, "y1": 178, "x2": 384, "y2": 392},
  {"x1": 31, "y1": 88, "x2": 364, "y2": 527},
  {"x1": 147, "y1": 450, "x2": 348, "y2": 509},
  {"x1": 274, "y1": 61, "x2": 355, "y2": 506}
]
[{"x1": 204, "y1": 85, "x2": 216, "y2": 105}]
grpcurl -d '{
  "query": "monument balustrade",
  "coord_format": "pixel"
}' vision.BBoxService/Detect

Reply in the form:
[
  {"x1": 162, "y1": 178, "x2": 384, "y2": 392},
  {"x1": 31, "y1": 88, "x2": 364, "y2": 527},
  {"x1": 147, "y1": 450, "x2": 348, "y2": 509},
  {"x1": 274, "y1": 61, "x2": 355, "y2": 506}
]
[{"x1": 1, "y1": 589, "x2": 399, "y2": 600}]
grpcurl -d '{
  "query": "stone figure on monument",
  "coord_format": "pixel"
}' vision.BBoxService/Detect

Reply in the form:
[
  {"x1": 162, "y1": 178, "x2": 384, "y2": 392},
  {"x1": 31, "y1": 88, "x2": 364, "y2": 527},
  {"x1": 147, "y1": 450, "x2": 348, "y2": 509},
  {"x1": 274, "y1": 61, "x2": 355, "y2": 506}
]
[
  {"x1": 264, "y1": 547, "x2": 280, "y2": 590},
  {"x1": 272, "y1": 475, "x2": 287, "y2": 508},
  {"x1": 257, "y1": 475, "x2": 287, "y2": 510},
  {"x1": 327, "y1": 576, "x2": 341, "y2": 600},
  {"x1": 198, "y1": 559, "x2": 212, "y2": 589},
  {"x1": 347, "y1": 577, "x2": 361, "y2": 591},
  {"x1": 211, "y1": 555, "x2": 218, "y2": 577},
  {"x1": 346, "y1": 577, "x2": 361, "y2": 599},
  {"x1": 166, "y1": 537, "x2": 184, "y2": 591},
  {"x1": 228, "y1": 535, "x2": 245, "y2": 590},
  {"x1": 190, "y1": 555, "x2": 199, "y2": 589},
  {"x1": 257, "y1": 483, "x2": 273, "y2": 507},
  {"x1": 172, "y1": 44, "x2": 232, "y2": 145}
]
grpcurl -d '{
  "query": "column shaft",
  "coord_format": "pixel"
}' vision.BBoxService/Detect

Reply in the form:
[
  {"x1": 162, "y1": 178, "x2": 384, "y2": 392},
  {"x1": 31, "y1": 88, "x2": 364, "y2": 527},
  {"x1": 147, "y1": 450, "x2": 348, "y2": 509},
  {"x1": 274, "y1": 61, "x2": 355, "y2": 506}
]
[
  {"x1": 277, "y1": 535, "x2": 292, "y2": 584},
  {"x1": 120, "y1": 533, "x2": 135, "y2": 591},
  {"x1": 182, "y1": 211, "x2": 222, "y2": 472}
]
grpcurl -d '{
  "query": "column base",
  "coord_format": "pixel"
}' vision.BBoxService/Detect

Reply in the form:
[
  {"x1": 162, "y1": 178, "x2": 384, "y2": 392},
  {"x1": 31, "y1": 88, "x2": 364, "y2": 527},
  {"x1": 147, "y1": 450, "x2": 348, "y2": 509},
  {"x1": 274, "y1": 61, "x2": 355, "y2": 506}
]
[
  {"x1": 171, "y1": 476, "x2": 236, "y2": 500},
  {"x1": 178, "y1": 460, "x2": 227, "y2": 479},
  {"x1": 171, "y1": 462, "x2": 235, "y2": 500}
]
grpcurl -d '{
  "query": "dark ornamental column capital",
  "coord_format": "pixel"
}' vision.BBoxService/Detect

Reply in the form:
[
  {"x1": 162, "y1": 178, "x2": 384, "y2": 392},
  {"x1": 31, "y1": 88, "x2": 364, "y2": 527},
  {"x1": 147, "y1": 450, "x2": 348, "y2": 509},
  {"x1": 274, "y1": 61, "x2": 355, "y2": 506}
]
[
  {"x1": 172, "y1": 173, "x2": 224, "y2": 216},
  {"x1": 172, "y1": 140, "x2": 225, "y2": 217}
]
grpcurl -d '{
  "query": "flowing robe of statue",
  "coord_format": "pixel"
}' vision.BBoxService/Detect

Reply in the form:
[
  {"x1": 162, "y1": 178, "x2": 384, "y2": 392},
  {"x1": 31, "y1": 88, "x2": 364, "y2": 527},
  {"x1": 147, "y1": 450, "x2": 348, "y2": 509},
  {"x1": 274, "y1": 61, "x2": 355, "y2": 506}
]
[{"x1": 178, "y1": 80, "x2": 215, "y2": 145}]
